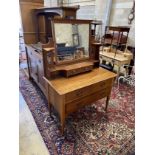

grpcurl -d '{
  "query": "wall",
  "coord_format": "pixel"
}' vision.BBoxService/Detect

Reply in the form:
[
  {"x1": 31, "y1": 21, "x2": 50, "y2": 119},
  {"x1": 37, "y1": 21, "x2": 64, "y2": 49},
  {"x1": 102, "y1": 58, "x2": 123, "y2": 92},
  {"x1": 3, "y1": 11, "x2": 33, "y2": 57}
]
[
  {"x1": 44, "y1": 0, "x2": 135, "y2": 46},
  {"x1": 94, "y1": 0, "x2": 111, "y2": 36},
  {"x1": 44, "y1": 0, "x2": 57, "y2": 7},
  {"x1": 110, "y1": 0, "x2": 135, "y2": 46},
  {"x1": 54, "y1": 23, "x2": 73, "y2": 45},
  {"x1": 63, "y1": 0, "x2": 96, "y2": 20}
]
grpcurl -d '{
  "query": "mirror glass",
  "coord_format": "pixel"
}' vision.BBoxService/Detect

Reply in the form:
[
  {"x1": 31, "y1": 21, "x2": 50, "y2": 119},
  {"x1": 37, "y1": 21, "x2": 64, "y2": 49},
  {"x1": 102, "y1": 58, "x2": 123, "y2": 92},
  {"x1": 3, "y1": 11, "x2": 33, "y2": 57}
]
[{"x1": 54, "y1": 23, "x2": 89, "y2": 63}]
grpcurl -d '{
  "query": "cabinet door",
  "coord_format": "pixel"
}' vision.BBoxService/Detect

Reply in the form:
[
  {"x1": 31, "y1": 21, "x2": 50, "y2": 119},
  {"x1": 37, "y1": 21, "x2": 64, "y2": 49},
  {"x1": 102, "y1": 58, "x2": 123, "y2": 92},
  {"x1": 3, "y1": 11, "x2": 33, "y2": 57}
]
[
  {"x1": 37, "y1": 58, "x2": 45, "y2": 88},
  {"x1": 26, "y1": 46, "x2": 38, "y2": 82},
  {"x1": 30, "y1": 56, "x2": 38, "y2": 82}
]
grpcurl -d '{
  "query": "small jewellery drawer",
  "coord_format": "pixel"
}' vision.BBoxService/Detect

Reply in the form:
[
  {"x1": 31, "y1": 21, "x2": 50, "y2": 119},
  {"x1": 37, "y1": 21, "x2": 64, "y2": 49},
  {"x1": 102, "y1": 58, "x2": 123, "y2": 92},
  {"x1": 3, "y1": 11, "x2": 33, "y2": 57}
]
[
  {"x1": 66, "y1": 65, "x2": 93, "y2": 77},
  {"x1": 66, "y1": 88, "x2": 110, "y2": 114},
  {"x1": 65, "y1": 78, "x2": 113, "y2": 103}
]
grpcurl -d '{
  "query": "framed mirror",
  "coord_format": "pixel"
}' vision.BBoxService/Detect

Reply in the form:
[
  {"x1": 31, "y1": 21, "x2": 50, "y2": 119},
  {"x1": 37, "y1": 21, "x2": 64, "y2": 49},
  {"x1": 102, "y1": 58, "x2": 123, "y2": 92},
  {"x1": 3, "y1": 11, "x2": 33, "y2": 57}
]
[{"x1": 52, "y1": 19, "x2": 91, "y2": 64}]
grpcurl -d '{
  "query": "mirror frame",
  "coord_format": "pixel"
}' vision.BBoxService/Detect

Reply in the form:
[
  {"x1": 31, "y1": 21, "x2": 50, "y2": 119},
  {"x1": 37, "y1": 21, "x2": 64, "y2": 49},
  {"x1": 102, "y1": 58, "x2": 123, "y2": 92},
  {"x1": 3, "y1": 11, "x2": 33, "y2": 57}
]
[{"x1": 51, "y1": 19, "x2": 92, "y2": 65}]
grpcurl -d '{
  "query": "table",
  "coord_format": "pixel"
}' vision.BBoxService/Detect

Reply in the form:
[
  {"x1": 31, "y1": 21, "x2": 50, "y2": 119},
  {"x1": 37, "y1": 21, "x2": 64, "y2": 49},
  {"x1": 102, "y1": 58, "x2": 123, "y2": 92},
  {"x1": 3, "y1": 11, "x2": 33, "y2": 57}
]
[
  {"x1": 44, "y1": 67, "x2": 116, "y2": 134},
  {"x1": 100, "y1": 51, "x2": 133, "y2": 76}
]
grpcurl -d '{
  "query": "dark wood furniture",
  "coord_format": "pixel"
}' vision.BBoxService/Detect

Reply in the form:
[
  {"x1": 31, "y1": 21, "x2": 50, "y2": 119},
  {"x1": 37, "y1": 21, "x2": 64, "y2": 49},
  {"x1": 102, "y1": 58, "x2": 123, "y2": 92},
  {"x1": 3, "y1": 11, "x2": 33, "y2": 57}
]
[
  {"x1": 25, "y1": 41, "x2": 53, "y2": 97},
  {"x1": 91, "y1": 20, "x2": 102, "y2": 43},
  {"x1": 19, "y1": 0, "x2": 44, "y2": 44},
  {"x1": 19, "y1": 0, "x2": 79, "y2": 44},
  {"x1": 42, "y1": 19, "x2": 101, "y2": 79},
  {"x1": 102, "y1": 26, "x2": 130, "y2": 51},
  {"x1": 33, "y1": 6, "x2": 80, "y2": 43}
]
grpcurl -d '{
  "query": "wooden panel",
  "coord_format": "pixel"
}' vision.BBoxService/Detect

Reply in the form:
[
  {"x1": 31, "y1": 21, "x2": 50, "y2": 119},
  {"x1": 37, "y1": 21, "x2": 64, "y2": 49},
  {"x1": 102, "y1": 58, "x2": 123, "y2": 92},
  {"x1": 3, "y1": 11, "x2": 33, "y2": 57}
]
[
  {"x1": 19, "y1": 0, "x2": 43, "y2": 4},
  {"x1": 65, "y1": 78, "x2": 112, "y2": 103},
  {"x1": 19, "y1": 2, "x2": 44, "y2": 44},
  {"x1": 37, "y1": 58, "x2": 45, "y2": 88},
  {"x1": 66, "y1": 89, "x2": 110, "y2": 114},
  {"x1": 66, "y1": 65, "x2": 93, "y2": 77},
  {"x1": 46, "y1": 67, "x2": 116, "y2": 95},
  {"x1": 63, "y1": 10, "x2": 76, "y2": 18},
  {"x1": 26, "y1": 45, "x2": 46, "y2": 94},
  {"x1": 23, "y1": 33, "x2": 37, "y2": 44},
  {"x1": 49, "y1": 86, "x2": 65, "y2": 116}
]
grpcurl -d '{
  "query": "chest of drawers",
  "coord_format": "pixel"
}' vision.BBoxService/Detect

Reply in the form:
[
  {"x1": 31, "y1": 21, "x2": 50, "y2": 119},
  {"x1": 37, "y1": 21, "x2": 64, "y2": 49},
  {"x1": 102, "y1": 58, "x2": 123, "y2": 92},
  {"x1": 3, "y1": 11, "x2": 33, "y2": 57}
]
[{"x1": 44, "y1": 68, "x2": 116, "y2": 134}]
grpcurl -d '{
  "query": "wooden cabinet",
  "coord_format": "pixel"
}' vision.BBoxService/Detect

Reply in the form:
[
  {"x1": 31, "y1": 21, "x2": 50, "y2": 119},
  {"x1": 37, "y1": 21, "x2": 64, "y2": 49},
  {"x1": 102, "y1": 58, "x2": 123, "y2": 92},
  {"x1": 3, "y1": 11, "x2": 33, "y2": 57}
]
[
  {"x1": 26, "y1": 45, "x2": 46, "y2": 95},
  {"x1": 20, "y1": 2, "x2": 117, "y2": 135},
  {"x1": 44, "y1": 68, "x2": 116, "y2": 134},
  {"x1": 26, "y1": 46, "x2": 38, "y2": 81},
  {"x1": 102, "y1": 26, "x2": 130, "y2": 51},
  {"x1": 37, "y1": 58, "x2": 45, "y2": 88}
]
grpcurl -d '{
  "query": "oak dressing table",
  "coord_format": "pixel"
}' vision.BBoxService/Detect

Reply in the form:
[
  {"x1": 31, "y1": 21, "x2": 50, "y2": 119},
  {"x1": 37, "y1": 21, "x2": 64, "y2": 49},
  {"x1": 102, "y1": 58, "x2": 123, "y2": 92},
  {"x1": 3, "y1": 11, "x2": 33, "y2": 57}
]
[
  {"x1": 20, "y1": 3, "x2": 117, "y2": 134},
  {"x1": 44, "y1": 67, "x2": 116, "y2": 133}
]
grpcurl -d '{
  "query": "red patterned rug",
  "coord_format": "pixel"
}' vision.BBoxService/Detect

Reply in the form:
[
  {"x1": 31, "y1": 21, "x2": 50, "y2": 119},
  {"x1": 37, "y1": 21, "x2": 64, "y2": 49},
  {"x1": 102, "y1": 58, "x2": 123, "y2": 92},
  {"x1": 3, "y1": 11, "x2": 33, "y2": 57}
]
[{"x1": 19, "y1": 69, "x2": 135, "y2": 155}]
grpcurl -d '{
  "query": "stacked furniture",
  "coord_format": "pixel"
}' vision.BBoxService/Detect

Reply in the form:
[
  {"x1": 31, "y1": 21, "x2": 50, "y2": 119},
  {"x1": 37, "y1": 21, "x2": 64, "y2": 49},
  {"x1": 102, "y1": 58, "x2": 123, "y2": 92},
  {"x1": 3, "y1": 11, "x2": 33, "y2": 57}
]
[
  {"x1": 20, "y1": 1, "x2": 117, "y2": 134},
  {"x1": 102, "y1": 26, "x2": 130, "y2": 51},
  {"x1": 100, "y1": 26, "x2": 130, "y2": 71}
]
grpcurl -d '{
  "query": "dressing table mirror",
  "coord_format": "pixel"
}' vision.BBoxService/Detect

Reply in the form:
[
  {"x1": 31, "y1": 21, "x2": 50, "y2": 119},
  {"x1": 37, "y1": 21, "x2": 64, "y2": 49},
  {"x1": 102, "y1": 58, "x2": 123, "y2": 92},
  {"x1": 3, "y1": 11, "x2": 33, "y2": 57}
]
[{"x1": 52, "y1": 19, "x2": 90, "y2": 64}]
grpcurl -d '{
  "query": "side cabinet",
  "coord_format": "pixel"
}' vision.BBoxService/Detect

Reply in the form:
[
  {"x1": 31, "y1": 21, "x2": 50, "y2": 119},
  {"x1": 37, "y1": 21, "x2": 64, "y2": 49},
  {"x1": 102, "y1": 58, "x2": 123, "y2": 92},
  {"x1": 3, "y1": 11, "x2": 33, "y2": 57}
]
[
  {"x1": 26, "y1": 45, "x2": 46, "y2": 95},
  {"x1": 37, "y1": 57, "x2": 46, "y2": 91}
]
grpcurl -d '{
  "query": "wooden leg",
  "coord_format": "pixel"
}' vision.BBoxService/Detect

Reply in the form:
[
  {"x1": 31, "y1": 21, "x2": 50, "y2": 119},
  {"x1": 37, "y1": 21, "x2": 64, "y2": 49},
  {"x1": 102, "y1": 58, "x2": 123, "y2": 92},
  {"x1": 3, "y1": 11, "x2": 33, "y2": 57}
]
[
  {"x1": 46, "y1": 84, "x2": 52, "y2": 115},
  {"x1": 29, "y1": 76, "x2": 33, "y2": 81},
  {"x1": 60, "y1": 117, "x2": 65, "y2": 135},
  {"x1": 117, "y1": 66, "x2": 121, "y2": 77},
  {"x1": 105, "y1": 95, "x2": 110, "y2": 111},
  {"x1": 48, "y1": 102, "x2": 51, "y2": 116}
]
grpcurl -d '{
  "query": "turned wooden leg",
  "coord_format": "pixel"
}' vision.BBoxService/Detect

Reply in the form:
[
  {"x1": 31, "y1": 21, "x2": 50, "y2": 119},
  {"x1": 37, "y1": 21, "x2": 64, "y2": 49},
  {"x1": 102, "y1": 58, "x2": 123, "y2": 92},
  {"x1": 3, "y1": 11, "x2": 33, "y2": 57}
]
[{"x1": 105, "y1": 95, "x2": 110, "y2": 111}]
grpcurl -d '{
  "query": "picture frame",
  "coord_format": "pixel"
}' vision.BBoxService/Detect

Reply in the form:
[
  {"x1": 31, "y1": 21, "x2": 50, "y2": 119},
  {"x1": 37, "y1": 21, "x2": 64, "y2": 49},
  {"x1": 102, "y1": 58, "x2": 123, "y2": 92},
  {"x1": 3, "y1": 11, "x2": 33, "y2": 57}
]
[{"x1": 72, "y1": 33, "x2": 79, "y2": 46}]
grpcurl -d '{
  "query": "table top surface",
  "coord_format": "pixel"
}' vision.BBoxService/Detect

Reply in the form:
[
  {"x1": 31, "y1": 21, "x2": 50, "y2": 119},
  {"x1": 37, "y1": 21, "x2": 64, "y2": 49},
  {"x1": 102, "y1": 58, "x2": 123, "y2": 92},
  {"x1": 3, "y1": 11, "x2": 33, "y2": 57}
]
[
  {"x1": 100, "y1": 51, "x2": 133, "y2": 62},
  {"x1": 44, "y1": 67, "x2": 116, "y2": 95}
]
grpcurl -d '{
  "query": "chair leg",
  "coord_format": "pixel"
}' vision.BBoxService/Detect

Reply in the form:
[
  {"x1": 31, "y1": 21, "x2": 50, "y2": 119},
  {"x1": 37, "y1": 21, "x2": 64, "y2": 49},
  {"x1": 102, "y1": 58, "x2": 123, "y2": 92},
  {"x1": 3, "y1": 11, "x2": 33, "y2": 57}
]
[{"x1": 117, "y1": 76, "x2": 124, "y2": 89}]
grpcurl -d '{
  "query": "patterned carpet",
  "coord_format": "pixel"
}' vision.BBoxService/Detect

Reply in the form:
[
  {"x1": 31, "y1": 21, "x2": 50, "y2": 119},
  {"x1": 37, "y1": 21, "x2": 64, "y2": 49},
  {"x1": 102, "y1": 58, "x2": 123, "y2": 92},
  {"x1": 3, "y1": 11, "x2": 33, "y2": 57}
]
[{"x1": 19, "y1": 69, "x2": 135, "y2": 155}]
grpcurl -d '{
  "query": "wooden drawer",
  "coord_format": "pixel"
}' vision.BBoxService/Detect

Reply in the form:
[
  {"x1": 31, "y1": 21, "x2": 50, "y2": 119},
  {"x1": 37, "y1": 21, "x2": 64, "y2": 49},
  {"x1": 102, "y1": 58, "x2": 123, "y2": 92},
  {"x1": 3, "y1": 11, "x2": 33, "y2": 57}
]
[
  {"x1": 66, "y1": 65, "x2": 93, "y2": 77},
  {"x1": 66, "y1": 88, "x2": 109, "y2": 114},
  {"x1": 65, "y1": 78, "x2": 112, "y2": 103}
]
